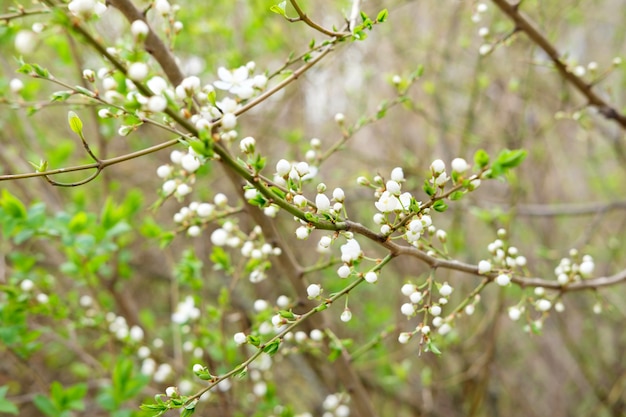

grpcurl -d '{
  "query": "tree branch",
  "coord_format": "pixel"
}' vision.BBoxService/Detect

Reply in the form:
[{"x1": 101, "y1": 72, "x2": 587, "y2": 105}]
[{"x1": 490, "y1": 0, "x2": 626, "y2": 129}]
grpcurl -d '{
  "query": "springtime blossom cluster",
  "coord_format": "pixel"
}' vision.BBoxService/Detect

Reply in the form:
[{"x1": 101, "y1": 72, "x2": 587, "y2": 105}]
[
  {"x1": 476, "y1": 229, "x2": 527, "y2": 287},
  {"x1": 321, "y1": 393, "x2": 351, "y2": 417},
  {"x1": 171, "y1": 296, "x2": 201, "y2": 324},
  {"x1": 68, "y1": 0, "x2": 107, "y2": 19},
  {"x1": 210, "y1": 223, "x2": 282, "y2": 283},
  {"x1": 158, "y1": 148, "x2": 203, "y2": 199},
  {"x1": 398, "y1": 280, "x2": 455, "y2": 344},
  {"x1": 554, "y1": 249, "x2": 595, "y2": 284}
]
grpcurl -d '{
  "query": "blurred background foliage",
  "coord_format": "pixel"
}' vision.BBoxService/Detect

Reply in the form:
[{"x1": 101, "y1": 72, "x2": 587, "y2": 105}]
[{"x1": 1, "y1": 0, "x2": 626, "y2": 416}]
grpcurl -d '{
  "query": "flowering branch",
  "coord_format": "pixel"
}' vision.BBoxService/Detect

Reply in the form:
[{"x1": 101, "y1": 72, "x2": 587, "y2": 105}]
[{"x1": 490, "y1": 0, "x2": 626, "y2": 129}]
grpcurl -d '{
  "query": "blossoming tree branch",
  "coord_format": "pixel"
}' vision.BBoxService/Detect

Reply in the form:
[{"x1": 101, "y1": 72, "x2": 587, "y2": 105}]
[{"x1": 1, "y1": 1, "x2": 625, "y2": 416}]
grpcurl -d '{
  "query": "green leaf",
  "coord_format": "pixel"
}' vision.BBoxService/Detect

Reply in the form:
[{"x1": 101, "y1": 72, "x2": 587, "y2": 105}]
[
  {"x1": 263, "y1": 340, "x2": 281, "y2": 356},
  {"x1": 278, "y1": 310, "x2": 296, "y2": 319},
  {"x1": 68, "y1": 111, "x2": 83, "y2": 134},
  {"x1": 68, "y1": 211, "x2": 89, "y2": 233},
  {"x1": 474, "y1": 149, "x2": 490, "y2": 168},
  {"x1": 449, "y1": 191, "x2": 465, "y2": 201},
  {"x1": 376, "y1": 9, "x2": 389, "y2": 22},
  {"x1": 432, "y1": 200, "x2": 448, "y2": 212},
  {"x1": 50, "y1": 91, "x2": 73, "y2": 102},
  {"x1": 494, "y1": 149, "x2": 527, "y2": 169},
  {"x1": 427, "y1": 340, "x2": 442, "y2": 355},
  {"x1": 270, "y1": 1, "x2": 287, "y2": 17},
  {"x1": 210, "y1": 246, "x2": 233, "y2": 273},
  {"x1": 0, "y1": 189, "x2": 27, "y2": 219},
  {"x1": 247, "y1": 335, "x2": 261, "y2": 347},
  {"x1": 33, "y1": 394, "x2": 56, "y2": 417},
  {"x1": 0, "y1": 386, "x2": 18, "y2": 415},
  {"x1": 422, "y1": 179, "x2": 435, "y2": 197},
  {"x1": 181, "y1": 406, "x2": 196, "y2": 417}
]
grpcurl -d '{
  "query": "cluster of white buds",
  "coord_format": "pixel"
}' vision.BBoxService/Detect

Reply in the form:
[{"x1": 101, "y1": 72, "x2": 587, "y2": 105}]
[
  {"x1": 274, "y1": 159, "x2": 318, "y2": 187},
  {"x1": 554, "y1": 248, "x2": 595, "y2": 285},
  {"x1": 68, "y1": 0, "x2": 107, "y2": 19},
  {"x1": 478, "y1": 228, "x2": 527, "y2": 287},
  {"x1": 158, "y1": 148, "x2": 203, "y2": 199},
  {"x1": 210, "y1": 223, "x2": 281, "y2": 283},
  {"x1": 321, "y1": 393, "x2": 351, "y2": 417},
  {"x1": 171, "y1": 296, "x2": 201, "y2": 324},
  {"x1": 106, "y1": 312, "x2": 145, "y2": 342},
  {"x1": 397, "y1": 280, "x2": 458, "y2": 344}
]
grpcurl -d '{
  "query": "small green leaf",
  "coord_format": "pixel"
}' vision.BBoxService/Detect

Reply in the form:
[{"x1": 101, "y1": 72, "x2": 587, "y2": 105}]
[
  {"x1": 376, "y1": 9, "x2": 389, "y2": 22},
  {"x1": 50, "y1": 91, "x2": 73, "y2": 102},
  {"x1": 449, "y1": 191, "x2": 465, "y2": 200},
  {"x1": 278, "y1": 310, "x2": 296, "y2": 320},
  {"x1": 0, "y1": 386, "x2": 18, "y2": 415},
  {"x1": 270, "y1": 1, "x2": 286, "y2": 16},
  {"x1": 247, "y1": 335, "x2": 261, "y2": 347},
  {"x1": 0, "y1": 190, "x2": 27, "y2": 219},
  {"x1": 427, "y1": 340, "x2": 442, "y2": 355},
  {"x1": 495, "y1": 149, "x2": 527, "y2": 169},
  {"x1": 474, "y1": 149, "x2": 490, "y2": 168},
  {"x1": 181, "y1": 406, "x2": 196, "y2": 417},
  {"x1": 68, "y1": 111, "x2": 83, "y2": 135},
  {"x1": 263, "y1": 340, "x2": 281, "y2": 356},
  {"x1": 432, "y1": 200, "x2": 448, "y2": 212},
  {"x1": 74, "y1": 86, "x2": 94, "y2": 97},
  {"x1": 422, "y1": 179, "x2": 435, "y2": 197}
]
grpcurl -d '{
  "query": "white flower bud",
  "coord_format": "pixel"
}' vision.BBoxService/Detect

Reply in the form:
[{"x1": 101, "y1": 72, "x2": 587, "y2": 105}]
[
  {"x1": 430, "y1": 159, "x2": 445, "y2": 174},
  {"x1": 221, "y1": 113, "x2": 237, "y2": 130},
  {"x1": 210, "y1": 229, "x2": 228, "y2": 246},
  {"x1": 478, "y1": 260, "x2": 492, "y2": 274},
  {"x1": 276, "y1": 159, "x2": 291, "y2": 176},
  {"x1": 401, "y1": 283, "x2": 415, "y2": 296},
  {"x1": 332, "y1": 188, "x2": 345, "y2": 202},
  {"x1": 233, "y1": 332, "x2": 247, "y2": 345},
  {"x1": 181, "y1": 153, "x2": 200, "y2": 173},
  {"x1": 176, "y1": 183, "x2": 191, "y2": 196},
  {"x1": 127, "y1": 62, "x2": 149, "y2": 81},
  {"x1": 451, "y1": 158, "x2": 469, "y2": 173},
  {"x1": 295, "y1": 226, "x2": 310, "y2": 240},
  {"x1": 187, "y1": 225, "x2": 201, "y2": 237},
  {"x1": 364, "y1": 271, "x2": 378, "y2": 283},
  {"x1": 398, "y1": 332, "x2": 411, "y2": 344},
  {"x1": 337, "y1": 265, "x2": 351, "y2": 278},
  {"x1": 409, "y1": 291, "x2": 422, "y2": 304},
  {"x1": 400, "y1": 303, "x2": 415, "y2": 316},
  {"x1": 162, "y1": 179, "x2": 177, "y2": 194},
  {"x1": 315, "y1": 193, "x2": 331, "y2": 212},
  {"x1": 391, "y1": 167, "x2": 404, "y2": 182},
  {"x1": 15, "y1": 30, "x2": 37, "y2": 54},
  {"x1": 307, "y1": 284, "x2": 321, "y2": 298},
  {"x1": 131, "y1": 20, "x2": 150, "y2": 39},
  {"x1": 535, "y1": 299, "x2": 552, "y2": 312},
  {"x1": 340, "y1": 309, "x2": 352, "y2": 322},
  {"x1": 439, "y1": 283, "x2": 453, "y2": 297},
  {"x1": 495, "y1": 273, "x2": 510, "y2": 286}
]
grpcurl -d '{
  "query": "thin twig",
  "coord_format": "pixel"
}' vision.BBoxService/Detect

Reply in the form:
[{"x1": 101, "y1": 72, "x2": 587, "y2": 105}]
[
  {"x1": 288, "y1": 0, "x2": 348, "y2": 37},
  {"x1": 490, "y1": 0, "x2": 626, "y2": 129}
]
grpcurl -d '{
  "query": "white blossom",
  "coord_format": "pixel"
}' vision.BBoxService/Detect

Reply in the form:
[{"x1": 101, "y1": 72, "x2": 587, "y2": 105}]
[
  {"x1": 234, "y1": 332, "x2": 247, "y2": 345},
  {"x1": 340, "y1": 239, "x2": 361, "y2": 263},
  {"x1": 495, "y1": 273, "x2": 510, "y2": 286},
  {"x1": 316, "y1": 193, "x2": 331, "y2": 212},
  {"x1": 307, "y1": 284, "x2": 322, "y2": 298}
]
